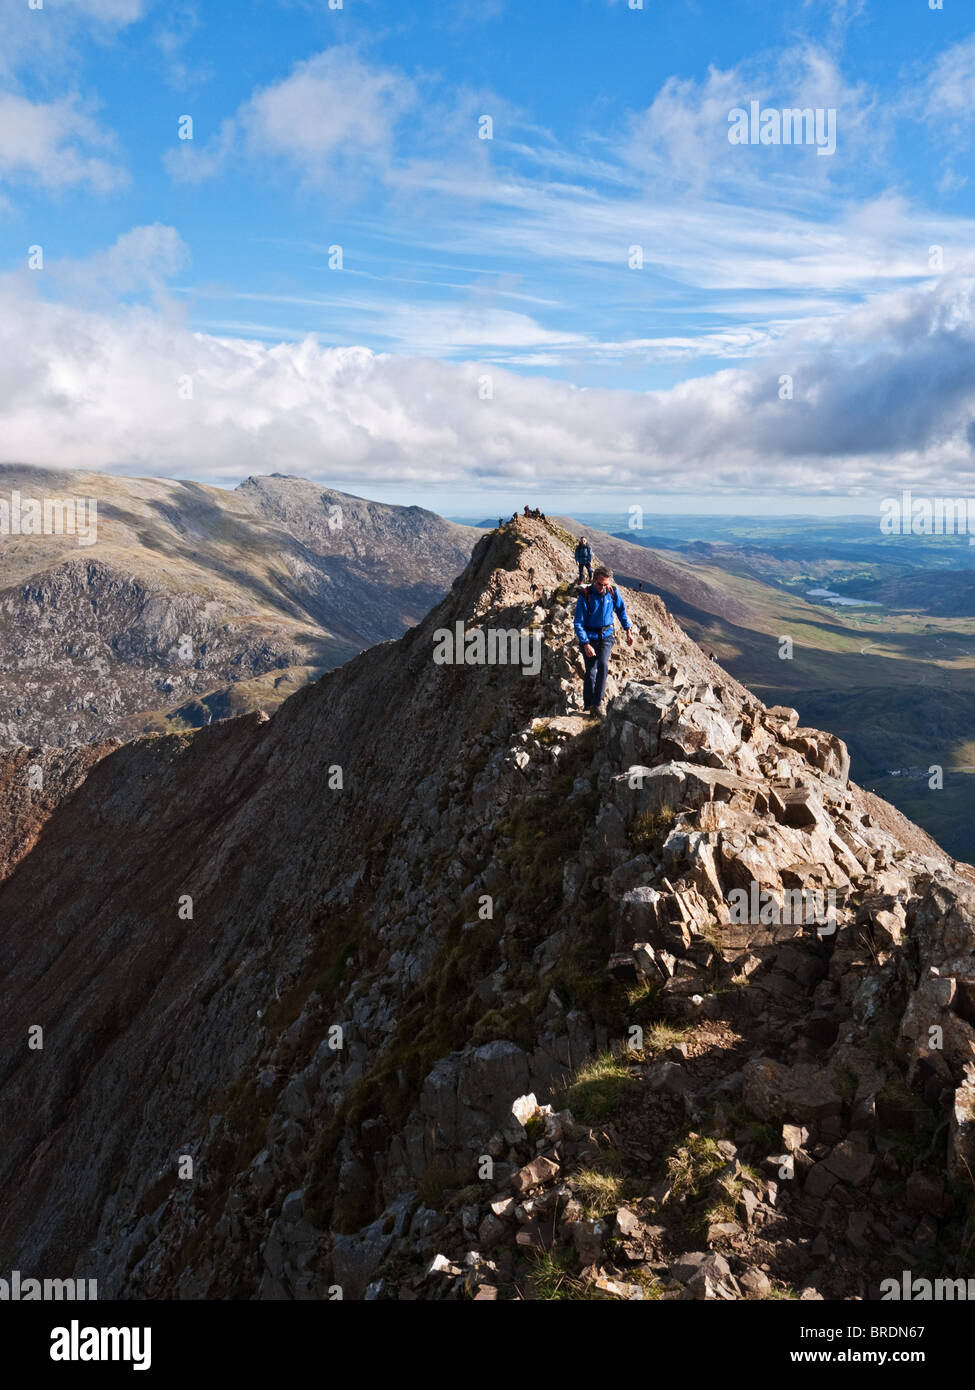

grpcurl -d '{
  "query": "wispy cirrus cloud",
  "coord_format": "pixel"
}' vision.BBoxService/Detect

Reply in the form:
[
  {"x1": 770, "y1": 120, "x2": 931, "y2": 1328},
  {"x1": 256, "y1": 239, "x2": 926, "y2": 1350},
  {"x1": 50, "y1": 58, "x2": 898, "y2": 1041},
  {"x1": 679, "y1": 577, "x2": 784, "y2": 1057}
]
[{"x1": 156, "y1": 37, "x2": 956, "y2": 376}]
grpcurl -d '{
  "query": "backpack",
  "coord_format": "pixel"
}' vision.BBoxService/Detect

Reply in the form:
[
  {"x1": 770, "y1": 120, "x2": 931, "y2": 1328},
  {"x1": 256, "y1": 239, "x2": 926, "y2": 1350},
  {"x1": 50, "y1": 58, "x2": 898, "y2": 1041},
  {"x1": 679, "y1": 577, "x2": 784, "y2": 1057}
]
[{"x1": 579, "y1": 584, "x2": 618, "y2": 625}]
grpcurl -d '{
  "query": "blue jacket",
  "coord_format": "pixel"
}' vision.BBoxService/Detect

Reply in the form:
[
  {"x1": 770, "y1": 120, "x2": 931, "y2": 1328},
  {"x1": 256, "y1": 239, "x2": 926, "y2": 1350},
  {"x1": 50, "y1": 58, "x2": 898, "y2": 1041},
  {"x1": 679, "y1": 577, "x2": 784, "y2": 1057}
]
[
  {"x1": 574, "y1": 584, "x2": 631, "y2": 647},
  {"x1": 574, "y1": 542, "x2": 592, "y2": 565}
]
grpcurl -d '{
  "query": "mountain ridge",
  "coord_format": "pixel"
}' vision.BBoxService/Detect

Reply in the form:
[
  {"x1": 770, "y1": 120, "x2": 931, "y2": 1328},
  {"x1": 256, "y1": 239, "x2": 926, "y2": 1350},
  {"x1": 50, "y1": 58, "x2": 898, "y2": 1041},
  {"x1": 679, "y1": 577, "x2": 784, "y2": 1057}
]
[{"x1": 1, "y1": 515, "x2": 973, "y2": 1300}]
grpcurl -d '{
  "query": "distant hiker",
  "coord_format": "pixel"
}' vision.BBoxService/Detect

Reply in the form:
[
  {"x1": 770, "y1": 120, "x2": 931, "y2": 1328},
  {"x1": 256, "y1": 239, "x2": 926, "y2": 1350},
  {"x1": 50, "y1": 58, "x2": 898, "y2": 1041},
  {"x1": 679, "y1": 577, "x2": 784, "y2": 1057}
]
[
  {"x1": 540, "y1": 512, "x2": 547, "y2": 521},
  {"x1": 498, "y1": 517, "x2": 504, "y2": 529},
  {"x1": 524, "y1": 504, "x2": 531, "y2": 516},
  {"x1": 574, "y1": 536, "x2": 593, "y2": 584},
  {"x1": 574, "y1": 567, "x2": 633, "y2": 716}
]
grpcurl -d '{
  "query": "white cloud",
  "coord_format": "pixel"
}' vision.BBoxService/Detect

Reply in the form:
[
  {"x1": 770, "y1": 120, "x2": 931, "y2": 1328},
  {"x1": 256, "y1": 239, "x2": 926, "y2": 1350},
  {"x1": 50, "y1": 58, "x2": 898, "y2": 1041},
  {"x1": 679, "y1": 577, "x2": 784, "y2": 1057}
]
[
  {"x1": 0, "y1": 0, "x2": 145, "y2": 195},
  {"x1": 49, "y1": 224, "x2": 190, "y2": 298},
  {"x1": 926, "y1": 36, "x2": 975, "y2": 123},
  {"x1": 624, "y1": 44, "x2": 880, "y2": 190},
  {"x1": 0, "y1": 0, "x2": 151, "y2": 80},
  {"x1": 0, "y1": 92, "x2": 125, "y2": 192},
  {"x1": 245, "y1": 48, "x2": 412, "y2": 169},
  {"x1": 167, "y1": 47, "x2": 415, "y2": 185},
  {"x1": 4, "y1": 235, "x2": 975, "y2": 495}
]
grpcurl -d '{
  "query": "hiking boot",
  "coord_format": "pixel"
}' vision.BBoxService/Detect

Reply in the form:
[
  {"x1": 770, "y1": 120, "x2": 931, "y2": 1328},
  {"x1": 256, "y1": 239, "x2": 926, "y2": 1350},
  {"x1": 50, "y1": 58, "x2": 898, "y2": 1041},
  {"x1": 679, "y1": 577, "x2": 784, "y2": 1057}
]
[{"x1": 593, "y1": 703, "x2": 606, "y2": 718}]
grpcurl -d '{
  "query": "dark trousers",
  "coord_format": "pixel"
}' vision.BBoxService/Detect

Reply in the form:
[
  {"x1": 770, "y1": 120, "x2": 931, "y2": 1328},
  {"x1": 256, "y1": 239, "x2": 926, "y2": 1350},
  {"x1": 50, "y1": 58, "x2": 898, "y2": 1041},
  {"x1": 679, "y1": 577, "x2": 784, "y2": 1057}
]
[
  {"x1": 577, "y1": 562, "x2": 592, "y2": 582},
  {"x1": 582, "y1": 636, "x2": 614, "y2": 708}
]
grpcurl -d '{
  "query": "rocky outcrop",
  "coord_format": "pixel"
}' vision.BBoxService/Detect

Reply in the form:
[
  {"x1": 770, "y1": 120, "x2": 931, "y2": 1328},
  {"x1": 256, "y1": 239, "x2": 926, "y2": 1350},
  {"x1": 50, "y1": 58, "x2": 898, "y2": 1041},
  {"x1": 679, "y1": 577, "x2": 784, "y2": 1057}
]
[{"x1": 0, "y1": 514, "x2": 972, "y2": 1301}]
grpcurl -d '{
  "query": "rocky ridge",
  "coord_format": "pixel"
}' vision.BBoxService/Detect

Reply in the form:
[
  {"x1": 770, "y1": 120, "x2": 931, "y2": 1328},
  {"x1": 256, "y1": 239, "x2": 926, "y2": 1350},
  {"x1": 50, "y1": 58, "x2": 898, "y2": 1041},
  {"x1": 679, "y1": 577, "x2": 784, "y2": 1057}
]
[{"x1": 0, "y1": 516, "x2": 973, "y2": 1301}]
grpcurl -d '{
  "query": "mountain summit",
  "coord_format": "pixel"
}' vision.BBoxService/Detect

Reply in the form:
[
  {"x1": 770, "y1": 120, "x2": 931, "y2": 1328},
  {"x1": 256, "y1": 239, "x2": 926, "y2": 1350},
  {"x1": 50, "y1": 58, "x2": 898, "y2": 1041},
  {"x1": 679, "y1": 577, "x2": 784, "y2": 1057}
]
[{"x1": 1, "y1": 515, "x2": 973, "y2": 1300}]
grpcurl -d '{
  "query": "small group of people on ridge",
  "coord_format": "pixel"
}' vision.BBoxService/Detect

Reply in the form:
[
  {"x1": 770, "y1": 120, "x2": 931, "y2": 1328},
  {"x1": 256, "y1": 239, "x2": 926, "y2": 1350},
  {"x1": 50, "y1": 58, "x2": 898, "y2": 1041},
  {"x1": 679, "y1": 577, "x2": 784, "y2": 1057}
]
[{"x1": 497, "y1": 505, "x2": 547, "y2": 526}]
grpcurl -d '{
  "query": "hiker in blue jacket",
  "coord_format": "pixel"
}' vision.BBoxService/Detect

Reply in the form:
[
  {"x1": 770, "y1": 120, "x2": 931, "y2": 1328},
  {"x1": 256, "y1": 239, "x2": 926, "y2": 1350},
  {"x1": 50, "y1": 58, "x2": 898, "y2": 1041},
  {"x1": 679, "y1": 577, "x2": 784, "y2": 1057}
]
[
  {"x1": 574, "y1": 536, "x2": 593, "y2": 583},
  {"x1": 573, "y1": 567, "x2": 634, "y2": 716}
]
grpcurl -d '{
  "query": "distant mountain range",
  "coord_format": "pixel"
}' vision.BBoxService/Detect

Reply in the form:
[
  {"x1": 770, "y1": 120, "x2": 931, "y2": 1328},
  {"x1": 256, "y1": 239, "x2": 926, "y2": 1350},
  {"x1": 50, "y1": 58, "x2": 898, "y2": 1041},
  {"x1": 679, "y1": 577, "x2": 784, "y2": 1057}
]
[{"x1": 0, "y1": 465, "x2": 477, "y2": 745}]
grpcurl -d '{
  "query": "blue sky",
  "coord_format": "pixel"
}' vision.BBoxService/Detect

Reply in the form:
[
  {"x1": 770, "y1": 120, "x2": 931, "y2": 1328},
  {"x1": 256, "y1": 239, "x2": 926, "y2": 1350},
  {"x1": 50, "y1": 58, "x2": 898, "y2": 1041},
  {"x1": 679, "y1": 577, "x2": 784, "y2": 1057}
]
[{"x1": 2, "y1": 0, "x2": 975, "y2": 515}]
